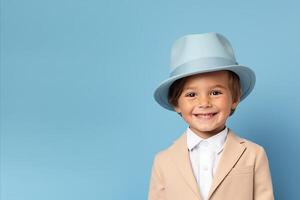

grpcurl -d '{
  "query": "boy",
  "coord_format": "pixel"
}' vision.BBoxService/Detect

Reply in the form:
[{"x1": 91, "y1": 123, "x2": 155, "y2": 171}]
[{"x1": 148, "y1": 32, "x2": 274, "y2": 200}]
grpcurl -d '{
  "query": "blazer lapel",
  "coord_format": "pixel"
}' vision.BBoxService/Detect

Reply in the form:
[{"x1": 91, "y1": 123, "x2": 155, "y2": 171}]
[
  {"x1": 169, "y1": 132, "x2": 202, "y2": 200},
  {"x1": 207, "y1": 129, "x2": 246, "y2": 199}
]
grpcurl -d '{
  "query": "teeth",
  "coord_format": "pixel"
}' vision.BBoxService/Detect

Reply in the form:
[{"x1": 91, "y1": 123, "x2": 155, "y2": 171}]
[{"x1": 195, "y1": 113, "x2": 216, "y2": 118}]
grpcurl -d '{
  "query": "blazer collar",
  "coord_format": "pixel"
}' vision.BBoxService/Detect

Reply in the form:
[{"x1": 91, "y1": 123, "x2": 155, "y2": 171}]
[{"x1": 168, "y1": 128, "x2": 246, "y2": 200}]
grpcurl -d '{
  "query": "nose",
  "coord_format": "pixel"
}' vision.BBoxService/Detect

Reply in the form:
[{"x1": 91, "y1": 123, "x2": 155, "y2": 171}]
[{"x1": 196, "y1": 94, "x2": 211, "y2": 108}]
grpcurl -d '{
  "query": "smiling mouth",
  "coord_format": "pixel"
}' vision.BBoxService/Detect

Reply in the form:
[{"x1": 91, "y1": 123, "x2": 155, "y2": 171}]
[{"x1": 194, "y1": 113, "x2": 218, "y2": 119}]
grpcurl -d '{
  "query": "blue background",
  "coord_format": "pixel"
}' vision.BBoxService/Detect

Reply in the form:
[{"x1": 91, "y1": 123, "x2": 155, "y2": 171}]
[{"x1": 1, "y1": 0, "x2": 299, "y2": 199}]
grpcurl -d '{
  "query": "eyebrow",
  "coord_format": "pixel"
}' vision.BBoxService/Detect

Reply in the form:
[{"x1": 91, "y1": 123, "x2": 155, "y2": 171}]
[
  {"x1": 183, "y1": 84, "x2": 227, "y2": 90},
  {"x1": 210, "y1": 84, "x2": 227, "y2": 89}
]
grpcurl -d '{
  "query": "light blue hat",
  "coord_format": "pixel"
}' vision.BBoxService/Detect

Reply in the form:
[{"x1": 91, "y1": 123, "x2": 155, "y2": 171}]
[{"x1": 154, "y1": 32, "x2": 256, "y2": 111}]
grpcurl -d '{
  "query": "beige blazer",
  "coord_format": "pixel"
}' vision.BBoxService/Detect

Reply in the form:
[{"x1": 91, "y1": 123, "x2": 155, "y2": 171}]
[{"x1": 148, "y1": 129, "x2": 274, "y2": 200}]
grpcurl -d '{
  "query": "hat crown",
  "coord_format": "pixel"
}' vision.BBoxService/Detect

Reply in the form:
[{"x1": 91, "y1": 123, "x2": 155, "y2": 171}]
[{"x1": 170, "y1": 32, "x2": 237, "y2": 72}]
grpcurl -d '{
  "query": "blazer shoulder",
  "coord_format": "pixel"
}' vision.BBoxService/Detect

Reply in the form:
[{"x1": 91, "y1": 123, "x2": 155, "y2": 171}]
[
  {"x1": 152, "y1": 132, "x2": 186, "y2": 164},
  {"x1": 231, "y1": 132, "x2": 267, "y2": 154}
]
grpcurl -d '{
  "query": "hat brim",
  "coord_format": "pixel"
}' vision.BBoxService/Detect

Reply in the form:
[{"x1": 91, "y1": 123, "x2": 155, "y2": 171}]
[{"x1": 154, "y1": 65, "x2": 256, "y2": 111}]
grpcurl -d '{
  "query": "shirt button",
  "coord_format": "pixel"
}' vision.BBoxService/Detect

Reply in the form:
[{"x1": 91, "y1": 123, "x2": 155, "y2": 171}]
[{"x1": 203, "y1": 166, "x2": 208, "y2": 171}]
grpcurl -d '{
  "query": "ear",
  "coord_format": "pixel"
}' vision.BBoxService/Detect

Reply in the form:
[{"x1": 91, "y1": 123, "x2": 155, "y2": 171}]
[
  {"x1": 174, "y1": 106, "x2": 181, "y2": 114},
  {"x1": 232, "y1": 101, "x2": 239, "y2": 110},
  {"x1": 231, "y1": 95, "x2": 241, "y2": 110}
]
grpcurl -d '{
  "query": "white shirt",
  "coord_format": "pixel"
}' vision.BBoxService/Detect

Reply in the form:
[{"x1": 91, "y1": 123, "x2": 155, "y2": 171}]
[{"x1": 186, "y1": 127, "x2": 228, "y2": 200}]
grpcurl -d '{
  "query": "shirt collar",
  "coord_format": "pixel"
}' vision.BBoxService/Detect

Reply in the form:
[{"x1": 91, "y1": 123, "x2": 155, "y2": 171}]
[{"x1": 186, "y1": 126, "x2": 228, "y2": 154}]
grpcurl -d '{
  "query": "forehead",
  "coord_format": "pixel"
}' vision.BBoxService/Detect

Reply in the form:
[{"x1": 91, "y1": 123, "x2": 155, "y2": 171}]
[{"x1": 183, "y1": 70, "x2": 230, "y2": 89}]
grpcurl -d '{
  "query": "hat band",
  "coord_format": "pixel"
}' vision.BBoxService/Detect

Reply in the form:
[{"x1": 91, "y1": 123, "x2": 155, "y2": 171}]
[{"x1": 170, "y1": 57, "x2": 238, "y2": 77}]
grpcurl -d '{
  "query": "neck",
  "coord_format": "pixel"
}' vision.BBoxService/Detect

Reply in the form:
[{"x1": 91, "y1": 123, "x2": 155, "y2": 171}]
[{"x1": 189, "y1": 125, "x2": 226, "y2": 139}]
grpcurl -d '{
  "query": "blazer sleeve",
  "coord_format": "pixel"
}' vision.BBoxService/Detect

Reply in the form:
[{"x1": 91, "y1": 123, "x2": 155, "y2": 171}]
[
  {"x1": 254, "y1": 146, "x2": 274, "y2": 200},
  {"x1": 148, "y1": 154, "x2": 166, "y2": 200}
]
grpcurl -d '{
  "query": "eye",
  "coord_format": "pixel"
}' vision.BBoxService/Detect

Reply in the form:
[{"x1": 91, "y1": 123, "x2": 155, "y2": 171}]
[
  {"x1": 185, "y1": 92, "x2": 196, "y2": 97},
  {"x1": 210, "y1": 90, "x2": 222, "y2": 96}
]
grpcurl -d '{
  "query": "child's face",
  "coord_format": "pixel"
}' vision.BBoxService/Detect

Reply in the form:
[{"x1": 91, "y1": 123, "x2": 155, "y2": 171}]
[{"x1": 174, "y1": 71, "x2": 239, "y2": 139}]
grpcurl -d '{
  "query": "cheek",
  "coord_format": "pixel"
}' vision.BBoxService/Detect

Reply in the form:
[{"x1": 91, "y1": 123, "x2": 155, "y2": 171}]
[
  {"x1": 217, "y1": 100, "x2": 233, "y2": 112},
  {"x1": 180, "y1": 107, "x2": 194, "y2": 119},
  {"x1": 177, "y1": 100, "x2": 192, "y2": 111},
  {"x1": 181, "y1": 106, "x2": 193, "y2": 115}
]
